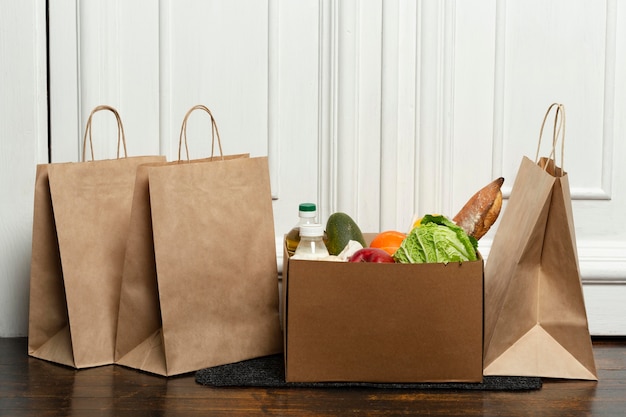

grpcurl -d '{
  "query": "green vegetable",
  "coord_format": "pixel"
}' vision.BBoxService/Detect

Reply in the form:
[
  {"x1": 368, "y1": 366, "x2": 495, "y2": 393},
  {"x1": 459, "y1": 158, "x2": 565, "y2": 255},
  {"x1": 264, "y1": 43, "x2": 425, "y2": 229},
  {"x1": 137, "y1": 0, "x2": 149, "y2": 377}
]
[
  {"x1": 325, "y1": 212, "x2": 367, "y2": 255},
  {"x1": 393, "y1": 214, "x2": 478, "y2": 263}
]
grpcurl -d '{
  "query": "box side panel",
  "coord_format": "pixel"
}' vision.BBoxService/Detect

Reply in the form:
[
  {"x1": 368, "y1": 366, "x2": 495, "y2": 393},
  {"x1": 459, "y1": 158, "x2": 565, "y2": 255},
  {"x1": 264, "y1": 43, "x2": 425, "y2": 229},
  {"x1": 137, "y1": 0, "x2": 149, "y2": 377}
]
[
  {"x1": 282, "y1": 241, "x2": 290, "y2": 370},
  {"x1": 285, "y1": 260, "x2": 483, "y2": 383}
]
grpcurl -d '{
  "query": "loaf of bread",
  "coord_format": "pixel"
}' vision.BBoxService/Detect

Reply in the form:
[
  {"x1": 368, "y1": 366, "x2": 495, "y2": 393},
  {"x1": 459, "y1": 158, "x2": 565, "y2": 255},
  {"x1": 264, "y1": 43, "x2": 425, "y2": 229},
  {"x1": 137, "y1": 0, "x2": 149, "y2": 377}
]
[{"x1": 453, "y1": 177, "x2": 504, "y2": 240}]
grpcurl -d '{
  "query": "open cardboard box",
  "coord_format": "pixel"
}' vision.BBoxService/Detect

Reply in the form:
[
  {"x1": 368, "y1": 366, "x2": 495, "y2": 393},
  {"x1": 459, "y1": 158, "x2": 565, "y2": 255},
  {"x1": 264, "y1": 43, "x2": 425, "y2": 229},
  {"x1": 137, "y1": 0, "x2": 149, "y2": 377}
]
[{"x1": 282, "y1": 235, "x2": 484, "y2": 383}]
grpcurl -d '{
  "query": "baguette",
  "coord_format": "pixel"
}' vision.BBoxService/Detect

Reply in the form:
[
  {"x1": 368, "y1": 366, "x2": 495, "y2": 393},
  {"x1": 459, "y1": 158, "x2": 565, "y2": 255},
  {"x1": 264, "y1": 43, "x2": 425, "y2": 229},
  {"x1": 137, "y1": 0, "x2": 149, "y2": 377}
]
[{"x1": 453, "y1": 177, "x2": 504, "y2": 240}]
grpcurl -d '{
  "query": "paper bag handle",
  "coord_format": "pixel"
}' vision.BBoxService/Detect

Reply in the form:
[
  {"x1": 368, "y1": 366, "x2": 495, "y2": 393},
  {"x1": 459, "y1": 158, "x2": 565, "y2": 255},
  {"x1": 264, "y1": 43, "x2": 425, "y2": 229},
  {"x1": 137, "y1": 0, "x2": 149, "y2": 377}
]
[
  {"x1": 81, "y1": 105, "x2": 128, "y2": 162},
  {"x1": 177, "y1": 104, "x2": 224, "y2": 162},
  {"x1": 535, "y1": 103, "x2": 566, "y2": 172}
]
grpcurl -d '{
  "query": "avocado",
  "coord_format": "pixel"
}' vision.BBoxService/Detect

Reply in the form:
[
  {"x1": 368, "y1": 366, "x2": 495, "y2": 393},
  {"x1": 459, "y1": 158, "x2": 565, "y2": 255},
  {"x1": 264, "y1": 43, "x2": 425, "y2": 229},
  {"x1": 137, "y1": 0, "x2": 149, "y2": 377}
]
[{"x1": 325, "y1": 212, "x2": 367, "y2": 255}]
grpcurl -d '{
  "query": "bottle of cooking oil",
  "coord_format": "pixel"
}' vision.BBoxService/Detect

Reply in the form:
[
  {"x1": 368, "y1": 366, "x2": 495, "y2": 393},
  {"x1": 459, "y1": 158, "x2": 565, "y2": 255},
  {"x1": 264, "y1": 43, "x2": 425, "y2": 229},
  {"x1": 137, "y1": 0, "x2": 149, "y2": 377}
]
[
  {"x1": 285, "y1": 203, "x2": 318, "y2": 256},
  {"x1": 293, "y1": 224, "x2": 329, "y2": 260}
]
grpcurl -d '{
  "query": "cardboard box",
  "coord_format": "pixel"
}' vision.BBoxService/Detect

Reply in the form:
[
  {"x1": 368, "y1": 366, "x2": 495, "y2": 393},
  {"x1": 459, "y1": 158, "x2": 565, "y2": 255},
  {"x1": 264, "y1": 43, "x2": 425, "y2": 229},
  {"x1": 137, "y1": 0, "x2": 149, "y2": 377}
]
[{"x1": 282, "y1": 240, "x2": 484, "y2": 383}]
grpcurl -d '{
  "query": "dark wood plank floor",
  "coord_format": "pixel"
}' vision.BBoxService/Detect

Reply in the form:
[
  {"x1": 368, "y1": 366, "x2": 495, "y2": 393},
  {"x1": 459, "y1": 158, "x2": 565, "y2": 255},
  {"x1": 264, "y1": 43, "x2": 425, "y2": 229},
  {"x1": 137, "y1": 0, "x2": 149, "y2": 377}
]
[{"x1": 1, "y1": 337, "x2": 625, "y2": 416}]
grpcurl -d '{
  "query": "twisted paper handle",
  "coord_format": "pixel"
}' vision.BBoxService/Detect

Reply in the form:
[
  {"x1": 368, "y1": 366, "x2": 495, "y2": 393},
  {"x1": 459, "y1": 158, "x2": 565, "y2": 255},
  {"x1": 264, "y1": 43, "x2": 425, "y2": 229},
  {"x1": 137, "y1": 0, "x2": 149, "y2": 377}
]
[
  {"x1": 535, "y1": 103, "x2": 566, "y2": 173},
  {"x1": 178, "y1": 104, "x2": 224, "y2": 162},
  {"x1": 81, "y1": 105, "x2": 128, "y2": 162}
]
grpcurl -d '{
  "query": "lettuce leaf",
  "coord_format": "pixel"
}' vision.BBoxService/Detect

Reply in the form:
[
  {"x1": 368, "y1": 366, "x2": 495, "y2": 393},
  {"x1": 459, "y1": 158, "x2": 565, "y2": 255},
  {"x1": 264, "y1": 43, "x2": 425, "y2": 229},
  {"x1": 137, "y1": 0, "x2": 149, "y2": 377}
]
[{"x1": 393, "y1": 214, "x2": 478, "y2": 263}]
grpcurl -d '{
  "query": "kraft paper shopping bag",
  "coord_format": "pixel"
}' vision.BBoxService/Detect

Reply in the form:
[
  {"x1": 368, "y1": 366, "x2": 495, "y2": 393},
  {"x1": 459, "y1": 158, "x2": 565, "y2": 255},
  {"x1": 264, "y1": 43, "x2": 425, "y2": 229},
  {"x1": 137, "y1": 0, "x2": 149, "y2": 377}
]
[
  {"x1": 28, "y1": 105, "x2": 165, "y2": 368},
  {"x1": 115, "y1": 105, "x2": 282, "y2": 376},
  {"x1": 483, "y1": 103, "x2": 597, "y2": 380}
]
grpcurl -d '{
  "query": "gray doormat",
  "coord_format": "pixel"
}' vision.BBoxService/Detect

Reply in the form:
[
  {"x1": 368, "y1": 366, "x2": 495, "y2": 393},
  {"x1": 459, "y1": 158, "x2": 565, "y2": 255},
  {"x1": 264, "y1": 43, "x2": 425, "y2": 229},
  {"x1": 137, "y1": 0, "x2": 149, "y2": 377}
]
[{"x1": 195, "y1": 354, "x2": 542, "y2": 391}]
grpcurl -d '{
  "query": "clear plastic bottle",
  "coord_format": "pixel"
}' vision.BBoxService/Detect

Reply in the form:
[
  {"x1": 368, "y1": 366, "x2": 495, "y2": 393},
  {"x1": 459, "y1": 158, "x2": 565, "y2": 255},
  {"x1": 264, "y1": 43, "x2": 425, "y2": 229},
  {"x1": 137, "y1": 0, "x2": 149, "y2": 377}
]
[
  {"x1": 293, "y1": 224, "x2": 329, "y2": 260},
  {"x1": 285, "y1": 203, "x2": 318, "y2": 256}
]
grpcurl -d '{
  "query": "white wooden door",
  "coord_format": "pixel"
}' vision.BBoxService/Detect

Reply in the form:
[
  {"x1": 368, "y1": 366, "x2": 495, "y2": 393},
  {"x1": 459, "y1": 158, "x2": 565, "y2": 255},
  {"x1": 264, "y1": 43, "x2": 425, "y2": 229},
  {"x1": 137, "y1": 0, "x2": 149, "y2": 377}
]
[
  {"x1": 44, "y1": 0, "x2": 626, "y2": 335},
  {"x1": 0, "y1": 0, "x2": 48, "y2": 337}
]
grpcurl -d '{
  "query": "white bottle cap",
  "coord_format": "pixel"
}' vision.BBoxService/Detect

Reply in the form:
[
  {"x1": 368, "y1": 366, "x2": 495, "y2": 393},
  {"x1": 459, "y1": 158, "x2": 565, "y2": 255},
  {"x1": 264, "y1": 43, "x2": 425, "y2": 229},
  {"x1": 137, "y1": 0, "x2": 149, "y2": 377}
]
[
  {"x1": 299, "y1": 224, "x2": 324, "y2": 237},
  {"x1": 299, "y1": 203, "x2": 317, "y2": 218}
]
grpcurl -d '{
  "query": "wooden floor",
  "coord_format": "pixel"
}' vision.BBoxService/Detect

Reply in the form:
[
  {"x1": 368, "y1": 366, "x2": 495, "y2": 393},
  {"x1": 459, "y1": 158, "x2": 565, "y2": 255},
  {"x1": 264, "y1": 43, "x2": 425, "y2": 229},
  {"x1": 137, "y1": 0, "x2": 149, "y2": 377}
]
[{"x1": 1, "y1": 337, "x2": 625, "y2": 416}]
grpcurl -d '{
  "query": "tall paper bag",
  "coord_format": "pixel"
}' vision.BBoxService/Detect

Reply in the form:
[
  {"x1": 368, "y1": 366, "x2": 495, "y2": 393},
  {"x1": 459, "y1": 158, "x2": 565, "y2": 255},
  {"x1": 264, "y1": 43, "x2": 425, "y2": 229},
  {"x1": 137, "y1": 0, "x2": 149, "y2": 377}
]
[
  {"x1": 28, "y1": 105, "x2": 165, "y2": 368},
  {"x1": 483, "y1": 103, "x2": 597, "y2": 380},
  {"x1": 115, "y1": 105, "x2": 282, "y2": 376}
]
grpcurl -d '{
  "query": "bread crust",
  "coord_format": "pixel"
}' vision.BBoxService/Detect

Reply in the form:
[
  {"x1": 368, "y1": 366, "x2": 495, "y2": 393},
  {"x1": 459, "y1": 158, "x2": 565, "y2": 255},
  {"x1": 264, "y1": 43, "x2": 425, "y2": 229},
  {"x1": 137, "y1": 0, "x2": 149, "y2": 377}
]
[{"x1": 453, "y1": 177, "x2": 504, "y2": 240}]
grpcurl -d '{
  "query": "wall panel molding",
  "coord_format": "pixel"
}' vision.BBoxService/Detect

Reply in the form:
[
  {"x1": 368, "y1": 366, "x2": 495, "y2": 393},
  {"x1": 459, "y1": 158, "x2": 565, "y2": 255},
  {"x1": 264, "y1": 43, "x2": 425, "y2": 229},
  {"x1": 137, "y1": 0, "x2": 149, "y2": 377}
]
[
  {"x1": 158, "y1": 0, "x2": 174, "y2": 159},
  {"x1": 317, "y1": 0, "x2": 339, "y2": 222},
  {"x1": 330, "y1": 0, "x2": 384, "y2": 231},
  {"x1": 600, "y1": 0, "x2": 617, "y2": 202},
  {"x1": 49, "y1": 0, "x2": 81, "y2": 163},
  {"x1": 380, "y1": 0, "x2": 418, "y2": 230},
  {"x1": 578, "y1": 241, "x2": 626, "y2": 284},
  {"x1": 415, "y1": 1, "x2": 456, "y2": 218},
  {"x1": 268, "y1": 0, "x2": 280, "y2": 200}
]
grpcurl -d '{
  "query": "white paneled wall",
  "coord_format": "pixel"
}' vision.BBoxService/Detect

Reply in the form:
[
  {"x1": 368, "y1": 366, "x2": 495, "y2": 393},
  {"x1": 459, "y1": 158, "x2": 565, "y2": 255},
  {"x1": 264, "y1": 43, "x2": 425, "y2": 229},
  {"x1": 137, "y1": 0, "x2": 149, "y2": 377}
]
[
  {"x1": 0, "y1": 0, "x2": 48, "y2": 337},
  {"x1": 0, "y1": 0, "x2": 620, "y2": 336}
]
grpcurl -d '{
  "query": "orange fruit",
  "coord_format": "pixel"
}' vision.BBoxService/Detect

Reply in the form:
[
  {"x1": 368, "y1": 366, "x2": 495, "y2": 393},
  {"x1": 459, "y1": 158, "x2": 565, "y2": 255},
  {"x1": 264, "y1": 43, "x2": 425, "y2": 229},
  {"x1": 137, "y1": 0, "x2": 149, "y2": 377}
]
[{"x1": 369, "y1": 230, "x2": 407, "y2": 256}]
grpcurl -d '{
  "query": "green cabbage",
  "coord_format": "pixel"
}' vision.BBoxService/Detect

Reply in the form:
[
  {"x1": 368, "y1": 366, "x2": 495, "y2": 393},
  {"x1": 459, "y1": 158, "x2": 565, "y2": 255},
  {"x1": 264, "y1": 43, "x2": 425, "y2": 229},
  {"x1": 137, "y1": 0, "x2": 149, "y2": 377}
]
[{"x1": 393, "y1": 214, "x2": 478, "y2": 263}]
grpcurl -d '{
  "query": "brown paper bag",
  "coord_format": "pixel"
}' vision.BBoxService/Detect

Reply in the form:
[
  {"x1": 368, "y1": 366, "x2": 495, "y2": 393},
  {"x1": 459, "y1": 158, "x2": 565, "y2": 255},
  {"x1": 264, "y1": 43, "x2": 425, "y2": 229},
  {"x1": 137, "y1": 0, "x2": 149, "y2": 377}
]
[
  {"x1": 115, "y1": 105, "x2": 282, "y2": 376},
  {"x1": 28, "y1": 105, "x2": 166, "y2": 368},
  {"x1": 483, "y1": 103, "x2": 597, "y2": 380}
]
